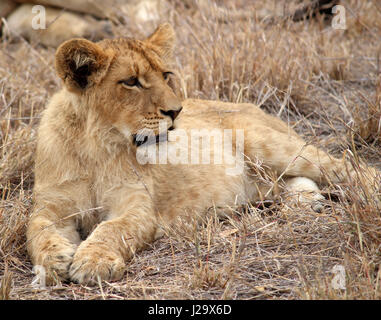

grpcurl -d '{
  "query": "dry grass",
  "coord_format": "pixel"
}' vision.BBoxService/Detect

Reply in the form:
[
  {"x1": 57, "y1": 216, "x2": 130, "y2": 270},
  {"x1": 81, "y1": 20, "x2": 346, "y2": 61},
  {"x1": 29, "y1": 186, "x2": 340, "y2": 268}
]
[{"x1": 0, "y1": 0, "x2": 380, "y2": 300}]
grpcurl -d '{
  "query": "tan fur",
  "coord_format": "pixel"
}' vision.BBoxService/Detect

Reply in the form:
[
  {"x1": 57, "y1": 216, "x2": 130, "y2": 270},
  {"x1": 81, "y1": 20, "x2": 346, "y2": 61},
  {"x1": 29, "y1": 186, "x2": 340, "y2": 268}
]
[
  {"x1": 27, "y1": 23, "x2": 379, "y2": 285},
  {"x1": 0, "y1": 0, "x2": 17, "y2": 18},
  {"x1": 14, "y1": 0, "x2": 121, "y2": 19},
  {"x1": 6, "y1": 4, "x2": 112, "y2": 48}
]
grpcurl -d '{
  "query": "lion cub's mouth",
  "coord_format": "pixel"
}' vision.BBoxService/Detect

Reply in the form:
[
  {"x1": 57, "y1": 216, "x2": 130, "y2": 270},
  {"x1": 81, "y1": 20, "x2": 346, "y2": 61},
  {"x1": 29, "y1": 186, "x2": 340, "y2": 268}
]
[{"x1": 132, "y1": 126, "x2": 175, "y2": 147}]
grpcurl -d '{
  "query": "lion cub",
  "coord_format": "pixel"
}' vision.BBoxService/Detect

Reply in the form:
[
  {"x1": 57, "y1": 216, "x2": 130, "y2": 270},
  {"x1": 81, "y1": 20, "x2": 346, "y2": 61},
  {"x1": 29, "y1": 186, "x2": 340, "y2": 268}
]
[{"x1": 27, "y1": 23, "x2": 378, "y2": 285}]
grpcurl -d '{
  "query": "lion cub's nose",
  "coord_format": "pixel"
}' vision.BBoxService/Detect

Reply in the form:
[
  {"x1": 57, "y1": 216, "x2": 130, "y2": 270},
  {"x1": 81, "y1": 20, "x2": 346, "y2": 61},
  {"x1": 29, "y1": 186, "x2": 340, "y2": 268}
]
[{"x1": 160, "y1": 106, "x2": 183, "y2": 121}]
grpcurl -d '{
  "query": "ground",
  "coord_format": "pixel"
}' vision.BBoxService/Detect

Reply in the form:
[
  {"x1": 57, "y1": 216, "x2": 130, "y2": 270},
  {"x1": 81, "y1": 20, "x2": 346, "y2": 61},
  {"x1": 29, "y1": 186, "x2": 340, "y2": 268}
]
[{"x1": 0, "y1": 0, "x2": 380, "y2": 300}]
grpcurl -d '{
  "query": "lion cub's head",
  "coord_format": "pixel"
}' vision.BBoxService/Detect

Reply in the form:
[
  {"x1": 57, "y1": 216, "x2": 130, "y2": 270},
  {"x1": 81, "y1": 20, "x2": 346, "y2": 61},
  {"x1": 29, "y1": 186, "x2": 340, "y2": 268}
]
[{"x1": 55, "y1": 23, "x2": 182, "y2": 145}]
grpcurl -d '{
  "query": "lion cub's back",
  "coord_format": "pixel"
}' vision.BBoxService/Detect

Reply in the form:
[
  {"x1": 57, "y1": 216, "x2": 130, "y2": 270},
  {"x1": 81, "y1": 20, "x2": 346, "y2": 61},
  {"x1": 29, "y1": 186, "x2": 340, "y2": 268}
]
[{"x1": 179, "y1": 99, "x2": 299, "y2": 139}]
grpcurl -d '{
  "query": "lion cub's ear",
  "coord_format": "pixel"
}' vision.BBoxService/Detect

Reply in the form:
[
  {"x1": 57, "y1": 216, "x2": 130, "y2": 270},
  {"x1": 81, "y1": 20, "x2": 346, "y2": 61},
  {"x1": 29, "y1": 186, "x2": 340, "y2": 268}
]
[
  {"x1": 146, "y1": 23, "x2": 175, "y2": 60},
  {"x1": 55, "y1": 38, "x2": 113, "y2": 92}
]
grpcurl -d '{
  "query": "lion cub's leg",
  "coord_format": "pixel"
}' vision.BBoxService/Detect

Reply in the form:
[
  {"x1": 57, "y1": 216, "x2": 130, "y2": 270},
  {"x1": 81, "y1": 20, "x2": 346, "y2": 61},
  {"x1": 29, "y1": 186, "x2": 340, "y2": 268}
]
[
  {"x1": 27, "y1": 207, "x2": 80, "y2": 283},
  {"x1": 244, "y1": 126, "x2": 376, "y2": 187},
  {"x1": 69, "y1": 188, "x2": 157, "y2": 285},
  {"x1": 7, "y1": 4, "x2": 113, "y2": 48}
]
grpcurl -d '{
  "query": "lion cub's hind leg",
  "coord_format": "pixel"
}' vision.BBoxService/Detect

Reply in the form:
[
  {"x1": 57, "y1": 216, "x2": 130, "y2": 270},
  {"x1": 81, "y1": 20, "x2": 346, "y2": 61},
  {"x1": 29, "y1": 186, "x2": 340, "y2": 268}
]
[{"x1": 284, "y1": 177, "x2": 325, "y2": 212}]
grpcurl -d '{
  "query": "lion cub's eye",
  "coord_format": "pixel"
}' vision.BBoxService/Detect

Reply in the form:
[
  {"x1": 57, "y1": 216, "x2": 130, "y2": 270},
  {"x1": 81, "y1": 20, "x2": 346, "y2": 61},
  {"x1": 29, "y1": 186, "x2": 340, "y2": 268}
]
[
  {"x1": 118, "y1": 77, "x2": 142, "y2": 88},
  {"x1": 163, "y1": 72, "x2": 173, "y2": 81}
]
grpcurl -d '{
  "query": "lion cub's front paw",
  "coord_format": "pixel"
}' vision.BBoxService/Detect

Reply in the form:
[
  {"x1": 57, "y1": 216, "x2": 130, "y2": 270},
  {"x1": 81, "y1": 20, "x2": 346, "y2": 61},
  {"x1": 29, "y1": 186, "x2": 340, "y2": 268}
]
[
  {"x1": 35, "y1": 239, "x2": 77, "y2": 283},
  {"x1": 69, "y1": 242, "x2": 125, "y2": 285}
]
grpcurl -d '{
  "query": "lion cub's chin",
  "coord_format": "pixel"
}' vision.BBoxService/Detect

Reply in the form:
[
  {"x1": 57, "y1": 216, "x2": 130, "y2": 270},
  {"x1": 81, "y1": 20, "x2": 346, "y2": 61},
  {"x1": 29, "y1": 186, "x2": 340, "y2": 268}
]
[{"x1": 132, "y1": 132, "x2": 169, "y2": 147}]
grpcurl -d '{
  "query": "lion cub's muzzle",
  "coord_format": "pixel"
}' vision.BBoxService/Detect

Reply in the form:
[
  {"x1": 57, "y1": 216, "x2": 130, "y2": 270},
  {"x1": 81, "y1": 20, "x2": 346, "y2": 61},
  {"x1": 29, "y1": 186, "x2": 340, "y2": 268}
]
[
  {"x1": 132, "y1": 106, "x2": 182, "y2": 147},
  {"x1": 160, "y1": 106, "x2": 183, "y2": 121}
]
